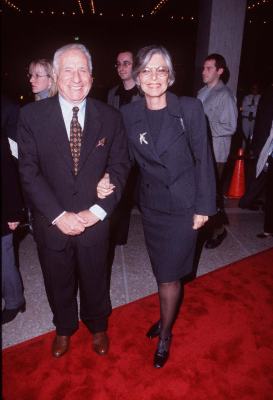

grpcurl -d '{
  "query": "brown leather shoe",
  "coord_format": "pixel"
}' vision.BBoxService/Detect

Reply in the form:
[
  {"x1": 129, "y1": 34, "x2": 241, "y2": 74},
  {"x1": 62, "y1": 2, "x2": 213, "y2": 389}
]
[
  {"x1": 92, "y1": 332, "x2": 109, "y2": 355},
  {"x1": 52, "y1": 335, "x2": 70, "y2": 358}
]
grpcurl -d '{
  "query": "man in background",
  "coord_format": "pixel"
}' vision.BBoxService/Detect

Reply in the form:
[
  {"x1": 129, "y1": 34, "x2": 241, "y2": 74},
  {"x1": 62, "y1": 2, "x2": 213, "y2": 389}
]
[
  {"x1": 106, "y1": 51, "x2": 140, "y2": 263},
  {"x1": 198, "y1": 53, "x2": 238, "y2": 249},
  {"x1": 107, "y1": 50, "x2": 140, "y2": 109},
  {"x1": 241, "y1": 83, "x2": 260, "y2": 148},
  {"x1": 1, "y1": 96, "x2": 25, "y2": 324}
]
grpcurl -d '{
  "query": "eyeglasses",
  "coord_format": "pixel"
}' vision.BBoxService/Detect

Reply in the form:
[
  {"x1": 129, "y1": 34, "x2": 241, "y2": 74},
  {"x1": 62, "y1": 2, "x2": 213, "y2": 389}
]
[
  {"x1": 140, "y1": 66, "x2": 169, "y2": 78},
  {"x1": 27, "y1": 73, "x2": 49, "y2": 80},
  {"x1": 115, "y1": 61, "x2": 132, "y2": 68}
]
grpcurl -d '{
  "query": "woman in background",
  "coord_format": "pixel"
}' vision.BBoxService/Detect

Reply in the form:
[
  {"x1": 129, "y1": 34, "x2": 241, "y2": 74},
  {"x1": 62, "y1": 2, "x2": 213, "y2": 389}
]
[{"x1": 28, "y1": 58, "x2": 57, "y2": 101}]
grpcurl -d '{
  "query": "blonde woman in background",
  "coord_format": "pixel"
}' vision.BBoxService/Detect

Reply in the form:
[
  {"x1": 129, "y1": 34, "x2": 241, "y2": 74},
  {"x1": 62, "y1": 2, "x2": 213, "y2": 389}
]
[{"x1": 28, "y1": 58, "x2": 57, "y2": 100}]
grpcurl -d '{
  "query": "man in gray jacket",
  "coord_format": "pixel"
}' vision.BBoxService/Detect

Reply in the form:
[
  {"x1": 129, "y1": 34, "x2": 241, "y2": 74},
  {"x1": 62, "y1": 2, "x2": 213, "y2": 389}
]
[{"x1": 198, "y1": 53, "x2": 238, "y2": 248}]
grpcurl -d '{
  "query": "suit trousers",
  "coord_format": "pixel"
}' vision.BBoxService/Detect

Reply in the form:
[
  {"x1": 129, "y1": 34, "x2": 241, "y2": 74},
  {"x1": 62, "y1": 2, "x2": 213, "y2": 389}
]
[
  {"x1": 242, "y1": 119, "x2": 255, "y2": 142},
  {"x1": 37, "y1": 236, "x2": 111, "y2": 336},
  {"x1": 1, "y1": 233, "x2": 25, "y2": 309},
  {"x1": 206, "y1": 162, "x2": 227, "y2": 238}
]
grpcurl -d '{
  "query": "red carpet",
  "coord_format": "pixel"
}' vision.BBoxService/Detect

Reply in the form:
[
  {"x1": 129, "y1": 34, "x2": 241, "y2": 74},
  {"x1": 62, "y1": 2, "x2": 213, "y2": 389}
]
[{"x1": 3, "y1": 249, "x2": 273, "y2": 400}]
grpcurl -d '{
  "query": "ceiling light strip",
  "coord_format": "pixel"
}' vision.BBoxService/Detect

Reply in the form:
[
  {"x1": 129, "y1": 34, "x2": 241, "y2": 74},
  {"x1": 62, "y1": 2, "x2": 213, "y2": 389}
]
[
  {"x1": 150, "y1": 0, "x2": 169, "y2": 15},
  {"x1": 76, "y1": 0, "x2": 84, "y2": 14},
  {"x1": 4, "y1": 0, "x2": 20, "y2": 12},
  {"x1": 248, "y1": 0, "x2": 271, "y2": 9},
  {"x1": 90, "y1": 0, "x2": 95, "y2": 14}
]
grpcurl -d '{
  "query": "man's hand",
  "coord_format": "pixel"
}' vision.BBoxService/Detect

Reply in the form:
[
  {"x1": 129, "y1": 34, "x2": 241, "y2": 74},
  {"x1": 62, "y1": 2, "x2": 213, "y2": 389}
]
[
  {"x1": 97, "y1": 173, "x2": 115, "y2": 199},
  {"x1": 193, "y1": 214, "x2": 209, "y2": 230},
  {"x1": 55, "y1": 212, "x2": 86, "y2": 235},
  {"x1": 77, "y1": 210, "x2": 100, "y2": 227},
  {"x1": 8, "y1": 221, "x2": 20, "y2": 231}
]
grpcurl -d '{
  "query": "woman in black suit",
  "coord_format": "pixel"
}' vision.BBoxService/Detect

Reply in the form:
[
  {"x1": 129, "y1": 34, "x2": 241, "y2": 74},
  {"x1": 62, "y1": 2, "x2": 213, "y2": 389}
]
[{"x1": 98, "y1": 45, "x2": 216, "y2": 368}]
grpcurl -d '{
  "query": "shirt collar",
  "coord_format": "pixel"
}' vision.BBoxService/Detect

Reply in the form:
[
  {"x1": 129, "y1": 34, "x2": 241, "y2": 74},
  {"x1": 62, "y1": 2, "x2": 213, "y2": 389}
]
[{"x1": 58, "y1": 94, "x2": 86, "y2": 113}]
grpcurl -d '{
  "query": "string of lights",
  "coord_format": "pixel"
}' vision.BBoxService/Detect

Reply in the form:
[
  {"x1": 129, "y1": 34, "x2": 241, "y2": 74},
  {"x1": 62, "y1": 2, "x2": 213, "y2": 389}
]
[
  {"x1": 2, "y1": 1, "x2": 271, "y2": 22},
  {"x1": 248, "y1": 19, "x2": 269, "y2": 23},
  {"x1": 248, "y1": 0, "x2": 271, "y2": 10},
  {"x1": 3, "y1": 0, "x2": 20, "y2": 12},
  {"x1": 90, "y1": 0, "x2": 96, "y2": 15},
  {"x1": 150, "y1": 0, "x2": 169, "y2": 15},
  {"x1": 247, "y1": 0, "x2": 272, "y2": 24},
  {"x1": 1, "y1": 7, "x2": 198, "y2": 20},
  {"x1": 76, "y1": 0, "x2": 84, "y2": 15}
]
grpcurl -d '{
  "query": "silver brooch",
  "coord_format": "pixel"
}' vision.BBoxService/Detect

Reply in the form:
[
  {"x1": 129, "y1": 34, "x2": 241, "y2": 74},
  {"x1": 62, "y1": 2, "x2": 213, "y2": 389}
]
[{"x1": 139, "y1": 132, "x2": 148, "y2": 145}]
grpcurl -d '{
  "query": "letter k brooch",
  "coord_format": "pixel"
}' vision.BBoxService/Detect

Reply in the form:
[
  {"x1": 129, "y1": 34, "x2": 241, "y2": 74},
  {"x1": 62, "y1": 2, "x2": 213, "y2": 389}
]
[{"x1": 139, "y1": 132, "x2": 148, "y2": 145}]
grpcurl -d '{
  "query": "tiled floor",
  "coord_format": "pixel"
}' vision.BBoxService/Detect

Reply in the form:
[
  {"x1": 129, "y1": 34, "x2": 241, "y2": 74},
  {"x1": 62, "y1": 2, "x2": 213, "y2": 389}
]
[{"x1": 2, "y1": 200, "x2": 273, "y2": 348}]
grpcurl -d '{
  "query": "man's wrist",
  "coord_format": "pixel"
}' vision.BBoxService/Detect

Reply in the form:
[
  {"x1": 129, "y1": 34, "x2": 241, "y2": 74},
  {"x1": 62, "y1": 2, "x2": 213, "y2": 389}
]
[{"x1": 52, "y1": 211, "x2": 66, "y2": 225}]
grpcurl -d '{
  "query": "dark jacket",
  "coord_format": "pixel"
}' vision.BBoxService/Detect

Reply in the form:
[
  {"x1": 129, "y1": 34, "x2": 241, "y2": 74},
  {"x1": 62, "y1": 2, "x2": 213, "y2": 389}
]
[
  {"x1": 18, "y1": 95, "x2": 130, "y2": 250},
  {"x1": 1, "y1": 134, "x2": 24, "y2": 235},
  {"x1": 121, "y1": 92, "x2": 216, "y2": 216},
  {"x1": 1, "y1": 96, "x2": 23, "y2": 235},
  {"x1": 1, "y1": 95, "x2": 20, "y2": 141},
  {"x1": 107, "y1": 85, "x2": 141, "y2": 109},
  {"x1": 251, "y1": 84, "x2": 273, "y2": 158}
]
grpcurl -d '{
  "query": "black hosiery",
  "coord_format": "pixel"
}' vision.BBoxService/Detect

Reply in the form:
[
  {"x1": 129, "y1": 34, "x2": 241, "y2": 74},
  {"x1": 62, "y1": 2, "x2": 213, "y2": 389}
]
[{"x1": 158, "y1": 280, "x2": 184, "y2": 339}]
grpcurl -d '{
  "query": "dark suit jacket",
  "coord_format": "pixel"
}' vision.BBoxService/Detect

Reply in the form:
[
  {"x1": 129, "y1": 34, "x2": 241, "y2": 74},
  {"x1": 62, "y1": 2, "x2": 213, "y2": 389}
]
[
  {"x1": 107, "y1": 85, "x2": 141, "y2": 109},
  {"x1": 1, "y1": 95, "x2": 20, "y2": 141},
  {"x1": 18, "y1": 95, "x2": 130, "y2": 250},
  {"x1": 121, "y1": 91, "x2": 216, "y2": 216},
  {"x1": 251, "y1": 85, "x2": 273, "y2": 158},
  {"x1": 1, "y1": 134, "x2": 24, "y2": 236},
  {"x1": 1, "y1": 96, "x2": 23, "y2": 235}
]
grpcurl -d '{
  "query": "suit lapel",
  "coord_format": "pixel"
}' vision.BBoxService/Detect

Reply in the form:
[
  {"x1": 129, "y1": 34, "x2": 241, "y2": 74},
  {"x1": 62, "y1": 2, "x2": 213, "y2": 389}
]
[
  {"x1": 129, "y1": 93, "x2": 186, "y2": 163},
  {"x1": 78, "y1": 97, "x2": 102, "y2": 172},
  {"x1": 47, "y1": 97, "x2": 74, "y2": 172},
  {"x1": 155, "y1": 112, "x2": 183, "y2": 156},
  {"x1": 156, "y1": 92, "x2": 185, "y2": 156}
]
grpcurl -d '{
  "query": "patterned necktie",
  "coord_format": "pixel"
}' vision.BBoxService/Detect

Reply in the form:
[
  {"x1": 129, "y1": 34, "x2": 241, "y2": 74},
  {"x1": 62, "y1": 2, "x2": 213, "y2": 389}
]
[{"x1": 70, "y1": 106, "x2": 82, "y2": 175}]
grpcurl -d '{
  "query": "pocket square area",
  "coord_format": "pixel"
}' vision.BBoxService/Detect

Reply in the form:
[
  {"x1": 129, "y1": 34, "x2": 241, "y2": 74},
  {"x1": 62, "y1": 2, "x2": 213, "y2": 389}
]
[{"x1": 96, "y1": 138, "x2": 107, "y2": 147}]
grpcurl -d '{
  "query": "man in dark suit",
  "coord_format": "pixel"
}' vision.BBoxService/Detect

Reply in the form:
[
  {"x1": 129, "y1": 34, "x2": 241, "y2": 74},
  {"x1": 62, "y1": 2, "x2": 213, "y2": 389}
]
[
  {"x1": 18, "y1": 43, "x2": 130, "y2": 358},
  {"x1": 1, "y1": 98, "x2": 25, "y2": 324},
  {"x1": 239, "y1": 83, "x2": 273, "y2": 210}
]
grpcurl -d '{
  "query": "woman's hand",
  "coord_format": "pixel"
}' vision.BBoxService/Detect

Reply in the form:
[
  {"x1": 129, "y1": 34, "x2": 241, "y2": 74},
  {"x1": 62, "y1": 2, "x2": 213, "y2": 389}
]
[
  {"x1": 192, "y1": 214, "x2": 208, "y2": 230},
  {"x1": 97, "y1": 173, "x2": 115, "y2": 199}
]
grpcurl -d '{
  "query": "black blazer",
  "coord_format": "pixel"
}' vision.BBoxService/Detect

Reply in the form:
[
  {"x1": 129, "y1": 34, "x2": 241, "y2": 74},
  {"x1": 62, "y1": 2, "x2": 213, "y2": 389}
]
[
  {"x1": 251, "y1": 85, "x2": 273, "y2": 158},
  {"x1": 1, "y1": 94, "x2": 20, "y2": 141},
  {"x1": 121, "y1": 92, "x2": 216, "y2": 216},
  {"x1": 1, "y1": 96, "x2": 23, "y2": 235},
  {"x1": 1, "y1": 134, "x2": 24, "y2": 236},
  {"x1": 18, "y1": 96, "x2": 130, "y2": 249}
]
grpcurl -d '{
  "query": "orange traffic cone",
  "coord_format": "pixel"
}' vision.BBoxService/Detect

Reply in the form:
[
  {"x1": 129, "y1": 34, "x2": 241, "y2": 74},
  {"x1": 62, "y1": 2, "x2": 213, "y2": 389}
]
[{"x1": 226, "y1": 148, "x2": 245, "y2": 198}]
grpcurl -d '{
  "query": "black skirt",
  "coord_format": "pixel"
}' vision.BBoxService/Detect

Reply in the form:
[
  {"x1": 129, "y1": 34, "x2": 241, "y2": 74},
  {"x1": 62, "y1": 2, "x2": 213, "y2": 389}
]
[{"x1": 141, "y1": 206, "x2": 197, "y2": 283}]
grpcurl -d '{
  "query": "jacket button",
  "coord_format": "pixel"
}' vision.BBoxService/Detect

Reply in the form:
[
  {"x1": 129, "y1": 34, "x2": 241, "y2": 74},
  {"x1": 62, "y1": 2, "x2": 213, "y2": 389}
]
[{"x1": 146, "y1": 184, "x2": 150, "y2": 188}]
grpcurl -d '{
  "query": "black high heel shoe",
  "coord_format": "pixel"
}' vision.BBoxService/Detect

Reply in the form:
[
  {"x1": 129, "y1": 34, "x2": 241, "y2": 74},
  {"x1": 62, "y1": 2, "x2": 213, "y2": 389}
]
[
  {"x1": 154, "y1": 335, "x2": 172, "y2": 368},
  {"x1": 146, "y1": 320, "x2": 161, "y2": 339},
  {"x1": 2, "y1": 302, "x2": 26, "y2": 325}
]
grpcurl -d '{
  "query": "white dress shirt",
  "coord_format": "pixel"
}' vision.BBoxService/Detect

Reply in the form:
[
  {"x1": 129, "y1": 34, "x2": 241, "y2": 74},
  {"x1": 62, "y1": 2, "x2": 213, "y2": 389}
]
[{"x1": 52, "y1": 95, "x2": 107, "y2": 224}]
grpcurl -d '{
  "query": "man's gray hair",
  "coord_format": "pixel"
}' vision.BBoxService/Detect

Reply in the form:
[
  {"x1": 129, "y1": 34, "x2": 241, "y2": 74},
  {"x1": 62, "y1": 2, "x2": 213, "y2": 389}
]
[
  {"x1": 133, "y1": 45, "x2": 175, "y2": 87},
  {"x1": 53, "y1": 43, "x2": 92, "y2": 73}
]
